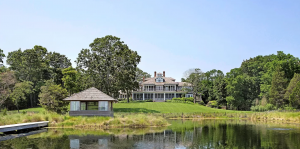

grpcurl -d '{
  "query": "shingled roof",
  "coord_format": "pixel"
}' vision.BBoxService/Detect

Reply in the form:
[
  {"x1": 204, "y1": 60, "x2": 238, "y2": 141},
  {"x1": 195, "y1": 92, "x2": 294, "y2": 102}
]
[{"x1": 63, "y1": 87, "x2": 116, "y2": 101}]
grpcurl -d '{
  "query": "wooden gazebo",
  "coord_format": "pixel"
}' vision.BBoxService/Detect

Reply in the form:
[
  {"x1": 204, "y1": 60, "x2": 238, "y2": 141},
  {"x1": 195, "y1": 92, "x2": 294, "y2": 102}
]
[{"x1": 63, "y1": 87, "x2": 117, "y2": 117}]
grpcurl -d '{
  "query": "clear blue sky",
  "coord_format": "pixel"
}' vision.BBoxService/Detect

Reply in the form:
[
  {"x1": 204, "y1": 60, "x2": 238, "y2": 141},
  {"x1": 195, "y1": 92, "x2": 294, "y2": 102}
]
[{"x1": 1, "y1": 0, "x2": 300, "y2": 81}]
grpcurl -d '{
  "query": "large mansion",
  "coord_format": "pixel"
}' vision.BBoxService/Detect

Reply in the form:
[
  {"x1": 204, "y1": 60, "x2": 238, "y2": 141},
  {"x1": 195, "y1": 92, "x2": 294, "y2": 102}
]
[{"x1": 132, "y1": 71, "x2": 193, "y2": 102}]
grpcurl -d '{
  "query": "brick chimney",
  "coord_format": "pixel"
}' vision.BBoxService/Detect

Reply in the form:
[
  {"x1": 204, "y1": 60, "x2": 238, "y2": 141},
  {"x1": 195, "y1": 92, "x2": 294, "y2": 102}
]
[
  {"x1": 163, "y1": 71, "x2": 165, "y2": 77},
  {"x1": 154, "y1": 71, "x2": 156, "y2": 77},
  {"x1": 143, "y1": 76, "x2": 145, "y2": 82}
]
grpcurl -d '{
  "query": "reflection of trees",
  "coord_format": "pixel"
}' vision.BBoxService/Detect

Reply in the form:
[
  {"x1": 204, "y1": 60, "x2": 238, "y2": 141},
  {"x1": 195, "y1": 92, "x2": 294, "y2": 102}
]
[
  {"x1": 0, "y1": 135, "x2": 70, "y2": 149},
  {"x1": 185, "y1": 120, "x2": 300, "y2": 149}
]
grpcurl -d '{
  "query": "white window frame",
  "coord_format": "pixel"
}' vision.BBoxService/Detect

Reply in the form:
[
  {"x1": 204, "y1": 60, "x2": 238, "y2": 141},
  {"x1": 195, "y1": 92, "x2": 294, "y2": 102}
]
[
  {"x1": 99, "y1": 101, "x2": 108, "y2": 111},
  {"x1": 70, "y1": 101, "x2": 80, "y2": 111}
]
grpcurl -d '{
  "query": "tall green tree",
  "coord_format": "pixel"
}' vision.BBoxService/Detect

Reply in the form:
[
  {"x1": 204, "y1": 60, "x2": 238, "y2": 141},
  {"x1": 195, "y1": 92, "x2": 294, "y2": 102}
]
[
  {"x1": 289, "y1": 81, "x2": 300, "y2": 108},
  {"x1": 76, "y1": 35, "x2": 141, "y2": 98},
  {"x1": 0, "y1": 71, "x2": 16, "y2": 108},
  {"x1": 118, "y1": 50, "x2": 141, "y2": 102},
  {"x1": 226, "y1": 73, "x2": 256, "y2": 110},
  {"x1": 224, "y1": 51, "x2": 300, "y2": 110},
  {"x1": 0, "y1": 49, "x2": 5, "y2": 64},
  {"x1": 39, "y1": 81, "x2": 69, "y2": 113},
  {"x1": 7, "y1": 46, "x2": 48, "y2": 107},
  {"x1": 268, "y1": 66, "x2": 288, "y2": 107},
  {"x1": 212, "y1": 71, "x2": 227, "y2": 106},
  {"x1": 201, "y1": 69, "x2": 225, "y2": 102},
  {"x1": 47, "y1": 52, "x2": 72, "y2": 86},
  {"x1": 186, "y1": 68, "x2": 205, "y2": 103},
  {"x1": 135, "y1": 67, "x2": 151, "y2": 83},
  {"x1": 10, "y1": 81, "x2": 33, "y2": 112},
  {"x1": 62, "y1": 66, "x2": 79, "y2": 95},
  {"x1": 284, "y1": 73, "x2": 300, "y2": 102},
  {"x1": 76, "y1": 70, "x2": 94, "y2": 91}
]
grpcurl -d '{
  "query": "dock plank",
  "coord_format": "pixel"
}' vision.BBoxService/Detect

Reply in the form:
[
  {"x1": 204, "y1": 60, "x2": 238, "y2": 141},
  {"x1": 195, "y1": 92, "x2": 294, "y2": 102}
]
[{"x1": 0, "y1": 121, "x2": 49, "y2": 133}]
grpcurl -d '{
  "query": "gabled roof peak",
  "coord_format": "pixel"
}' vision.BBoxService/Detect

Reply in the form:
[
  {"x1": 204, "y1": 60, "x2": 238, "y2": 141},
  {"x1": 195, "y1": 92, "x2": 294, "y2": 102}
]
[{"x1": 63, "y1": 87, "x2": 116, "y2": 101}]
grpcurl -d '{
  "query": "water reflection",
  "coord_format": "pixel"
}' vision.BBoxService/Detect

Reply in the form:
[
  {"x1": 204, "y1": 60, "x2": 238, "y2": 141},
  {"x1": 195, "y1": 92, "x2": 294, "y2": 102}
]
[
  {"x1": 1, "y1": 120, "x2": 300, "y2": 149},
  {"x1": 0, "y1": 129, "x2": 47, "y2": 142},
  {"x1": 70, "y1": 135, "x2": 109, "y2": 149}
]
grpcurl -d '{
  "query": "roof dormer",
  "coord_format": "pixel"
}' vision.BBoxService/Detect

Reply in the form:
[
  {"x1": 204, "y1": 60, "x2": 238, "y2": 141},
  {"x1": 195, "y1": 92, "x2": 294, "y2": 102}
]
[{"x1": 156, "y1": 72, "x2": 164, "y2": 82}]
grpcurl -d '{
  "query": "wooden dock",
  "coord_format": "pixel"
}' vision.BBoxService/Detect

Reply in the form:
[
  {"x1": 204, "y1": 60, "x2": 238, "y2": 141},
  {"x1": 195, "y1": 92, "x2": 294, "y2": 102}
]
[{"x1": 0, "y1": 121, "x2": 49, "y2": 133}]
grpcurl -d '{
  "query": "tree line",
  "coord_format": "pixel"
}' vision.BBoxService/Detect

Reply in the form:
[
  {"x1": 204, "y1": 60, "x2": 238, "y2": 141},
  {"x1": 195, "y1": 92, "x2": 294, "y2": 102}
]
[
  {"x1": 0, "y1": 35, "x2": 150, "y2": 112},
  {"x1": 1, "y1": 38, "x2": 300, "y2": 112},
  {"x1": 183, "y1": 51, "x2": 300, "y2": 111}
]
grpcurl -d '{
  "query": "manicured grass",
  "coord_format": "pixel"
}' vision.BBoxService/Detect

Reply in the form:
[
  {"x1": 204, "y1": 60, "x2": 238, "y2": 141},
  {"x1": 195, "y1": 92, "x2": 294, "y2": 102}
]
[
  {"x1": 4, "y1": 103, "x2": 251, "y2": 114},
  {"x1": 114, "y1": 102, "x2": 252, "y2": 113}
]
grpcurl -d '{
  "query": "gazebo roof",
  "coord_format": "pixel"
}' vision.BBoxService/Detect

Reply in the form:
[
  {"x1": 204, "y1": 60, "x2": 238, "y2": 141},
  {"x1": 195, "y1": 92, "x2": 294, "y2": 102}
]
[{"x1": 63, "y1": 87, "x2": 116, "y2": 101}]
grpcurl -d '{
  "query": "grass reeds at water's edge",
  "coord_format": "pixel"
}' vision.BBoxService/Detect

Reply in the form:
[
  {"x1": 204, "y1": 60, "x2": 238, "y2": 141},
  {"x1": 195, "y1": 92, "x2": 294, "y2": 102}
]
[{"x1": 0, "y1": 112, "x2": 169, "y2": 128}]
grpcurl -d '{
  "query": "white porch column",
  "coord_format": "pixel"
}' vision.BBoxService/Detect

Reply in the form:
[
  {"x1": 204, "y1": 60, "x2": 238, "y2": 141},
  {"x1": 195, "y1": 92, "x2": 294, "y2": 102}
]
[
  {"x1": 143, "y1": 93, "x2": 145, "y2": 100},
  {"x1": 175, "y1": 85, "x2": 176, "y2": 91},
  {"x1": 153, "y1": 93, "x2": 155, "y2": 101},
  {"x1": 175, "y1": 131, "x2": 176, "y2": 144},
  {"x1": 164, "y1": 93, "x2": 165, "y2": 101},
  {"x1": 174, "y1": 93, "x2": 176, "y2": 98},
  {"x1": 132, "y1": 93, "x2": 134, "y2": 100}
]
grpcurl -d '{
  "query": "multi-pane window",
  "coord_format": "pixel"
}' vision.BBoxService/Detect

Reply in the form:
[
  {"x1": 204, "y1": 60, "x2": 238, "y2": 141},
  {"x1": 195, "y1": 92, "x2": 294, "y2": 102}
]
[
  {"x1": 80, "y1": 102, "x2": 86, "y2": 110},
  {"x1": 186, "y1": 94, "x2": 193, "y2": 97},
  {"x1": 156, "y1": 78, "x2": 164, "y2": 82},
  {"x1": 99, "y1": 101, "x2": 108, "y2": 111},
  {"x1": 156, "y1": 86, "x2": 163, "y2": 90},
  {"x1": 70, "y1": 101, "x2": 80, "y2": 111},
  {"x1": 177, "y1": 87, "x2": 182, "y2": 91}
]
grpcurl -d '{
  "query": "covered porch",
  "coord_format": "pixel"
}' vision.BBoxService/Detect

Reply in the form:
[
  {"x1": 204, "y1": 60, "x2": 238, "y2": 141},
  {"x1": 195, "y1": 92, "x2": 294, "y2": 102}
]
[
  {"x1": 64, "y1": 87, "x2": 117, "y2": 117},
  {"x1": 132, "y1": 92, "x2": 183, "y2": 101},
  {"x1": 69, "y1": 100, "x2": 114, "y2": 117}
]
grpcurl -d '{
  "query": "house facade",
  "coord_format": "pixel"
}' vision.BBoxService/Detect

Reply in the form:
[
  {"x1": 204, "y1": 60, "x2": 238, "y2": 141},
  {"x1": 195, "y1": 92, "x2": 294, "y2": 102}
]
[{"x1": 132, "y1": 71, "x2": 193, "y2": 102}]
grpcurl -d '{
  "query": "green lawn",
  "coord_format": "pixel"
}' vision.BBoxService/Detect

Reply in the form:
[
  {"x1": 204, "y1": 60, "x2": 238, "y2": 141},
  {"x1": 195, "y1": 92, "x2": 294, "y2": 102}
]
[
  {"x1": 18, "y1": 107, "x2": 45, "y2": 112},
  {"x1": 3, "y1": 102, "x2": 251, "y2": 114},
  {"x1": 114, "y1": 102, "x2": 252, "y2": 114}
]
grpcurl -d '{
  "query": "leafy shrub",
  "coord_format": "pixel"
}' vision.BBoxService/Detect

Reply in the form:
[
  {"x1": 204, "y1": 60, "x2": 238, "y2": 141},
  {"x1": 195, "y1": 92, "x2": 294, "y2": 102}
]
[
  {"x1": 206, "y1": 101, "x2": 218, "y2": 108},
  {"x1": 145, "y1": 99, "x2": 153, "y2": 102},
  {"x1": 283, "y1": 106, "x2": 295, "y2": 111},
  {"x1": 265, "y1": 104, "x2": 275, "y2": 111},
  {"x1": 169, "y1": 97, "x2": 194, "y2": 104},
  {"x1": 250, "y1": 105, "x2": 265, "y2": 112},
  {"x1": 2, "y1": 108, "x2": 7, "y2": 116},
  {"x1": 250, "y1": 104, "x2": 275, "y2": 112},
  {"x1": 199, "y1": 100, "x2": 205, "y2": 106},
  {"x1": 118, "y1": 98, "x2": 133, "y2": 103},
  {"x1": 39, "y1": 81, "x2": 69, "y2": 114}
]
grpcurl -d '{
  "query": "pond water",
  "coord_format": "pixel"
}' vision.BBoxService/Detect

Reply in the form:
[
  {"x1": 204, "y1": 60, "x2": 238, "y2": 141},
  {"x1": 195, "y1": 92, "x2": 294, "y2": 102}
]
[{"x1": 1, "y1": 119, "x2": 300, "y2": 149}]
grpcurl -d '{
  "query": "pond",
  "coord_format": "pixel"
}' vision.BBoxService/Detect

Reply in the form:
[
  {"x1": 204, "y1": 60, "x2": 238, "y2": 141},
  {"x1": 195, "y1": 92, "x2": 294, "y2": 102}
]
[{"x1": 1, "y1": 119, "x2": 300, "y2": 149}]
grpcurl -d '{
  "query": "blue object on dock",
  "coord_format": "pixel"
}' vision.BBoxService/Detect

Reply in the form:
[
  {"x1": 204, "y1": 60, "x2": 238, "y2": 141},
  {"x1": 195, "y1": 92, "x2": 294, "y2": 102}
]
[{"x1": 0, "y1": 121, "x2": 49, "y2": 133}]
